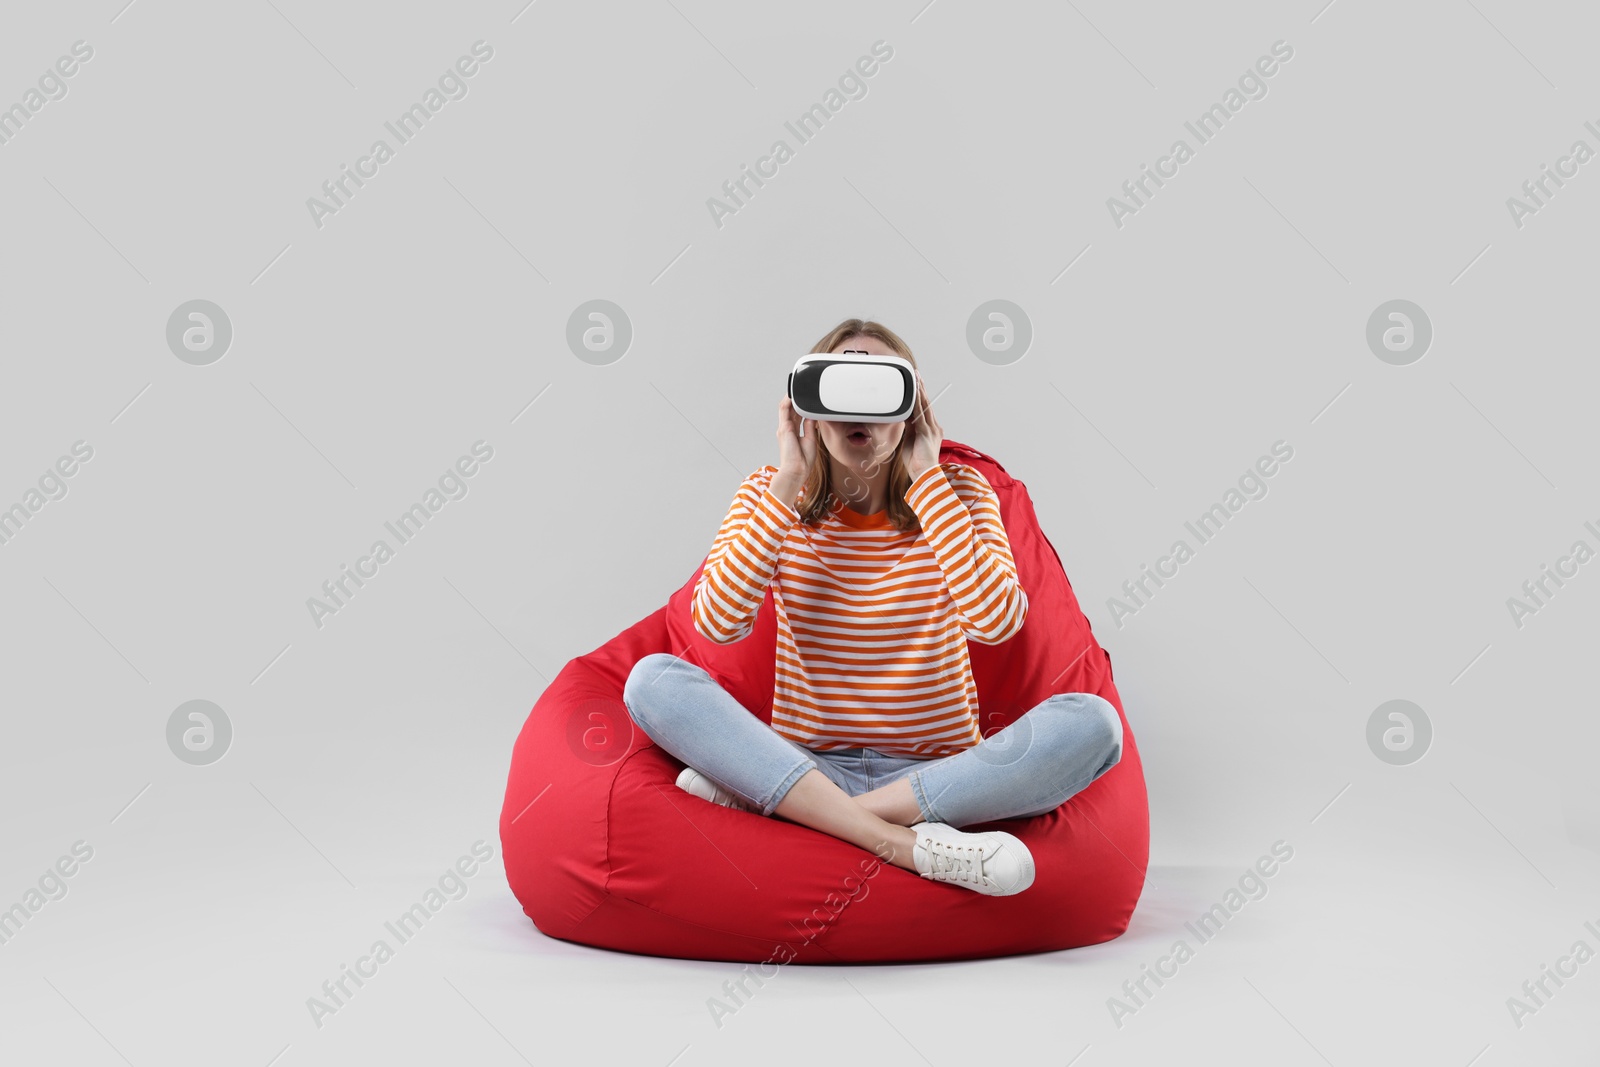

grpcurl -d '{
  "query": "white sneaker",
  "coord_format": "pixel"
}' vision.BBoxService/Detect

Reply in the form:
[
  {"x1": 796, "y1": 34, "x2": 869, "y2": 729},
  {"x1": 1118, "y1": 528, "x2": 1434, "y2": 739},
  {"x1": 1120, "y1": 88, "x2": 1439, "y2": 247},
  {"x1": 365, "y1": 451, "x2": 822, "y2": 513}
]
[
  {"x1": 911, "y1": 822, "x2": 1036, "y2": 896},
  {"x1": 675, "y1": 767, "x2": 756, "y2": 813}
]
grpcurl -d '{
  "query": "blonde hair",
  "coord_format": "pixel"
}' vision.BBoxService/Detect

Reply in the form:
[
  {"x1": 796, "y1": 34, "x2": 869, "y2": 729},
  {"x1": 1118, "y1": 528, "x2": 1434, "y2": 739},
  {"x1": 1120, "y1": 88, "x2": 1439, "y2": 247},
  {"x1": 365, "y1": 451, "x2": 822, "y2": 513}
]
[{"x1": 796, "y1": 318, "x2": 923, "y2": 533}]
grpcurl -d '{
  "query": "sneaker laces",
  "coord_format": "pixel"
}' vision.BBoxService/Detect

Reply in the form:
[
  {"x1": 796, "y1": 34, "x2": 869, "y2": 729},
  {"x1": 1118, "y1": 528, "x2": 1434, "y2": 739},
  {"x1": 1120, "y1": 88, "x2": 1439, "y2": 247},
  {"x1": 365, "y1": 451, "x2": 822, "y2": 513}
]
[{"x1": 920, "y1": 836, "x2": 993, "y2": 888}]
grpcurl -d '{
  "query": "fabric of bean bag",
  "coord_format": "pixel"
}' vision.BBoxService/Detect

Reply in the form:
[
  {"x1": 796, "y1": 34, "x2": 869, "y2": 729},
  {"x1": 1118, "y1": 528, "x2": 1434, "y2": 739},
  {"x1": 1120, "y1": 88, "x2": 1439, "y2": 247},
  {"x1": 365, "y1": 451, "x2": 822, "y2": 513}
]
[{"x1": 499, "y1": 439, "x2": 1149, "y2": 963}]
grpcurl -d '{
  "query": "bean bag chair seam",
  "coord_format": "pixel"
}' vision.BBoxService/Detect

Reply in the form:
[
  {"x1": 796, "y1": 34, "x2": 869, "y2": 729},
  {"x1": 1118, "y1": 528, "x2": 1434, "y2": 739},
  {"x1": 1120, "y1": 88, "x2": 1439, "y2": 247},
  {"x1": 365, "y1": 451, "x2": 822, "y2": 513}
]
[
  {"x1": 599, "y1": 885, "x2": 848, "y2": 956},
  {"x1": 593, "y1": 738, "x2": 646, "y2": 904},
  {"x1": 547, "y1": 708, "x2": 655, "y2": 938},
  {"x1": 582, "y1": 892, "x2": 858, "y2": 965}
]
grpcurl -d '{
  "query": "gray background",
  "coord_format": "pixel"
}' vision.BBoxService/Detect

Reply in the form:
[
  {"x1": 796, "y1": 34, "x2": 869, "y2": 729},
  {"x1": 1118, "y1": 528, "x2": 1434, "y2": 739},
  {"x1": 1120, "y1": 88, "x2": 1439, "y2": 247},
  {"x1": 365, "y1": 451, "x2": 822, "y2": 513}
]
[{"x1": 2, "y1": 0, "x2": 1597, "y2": 1064}]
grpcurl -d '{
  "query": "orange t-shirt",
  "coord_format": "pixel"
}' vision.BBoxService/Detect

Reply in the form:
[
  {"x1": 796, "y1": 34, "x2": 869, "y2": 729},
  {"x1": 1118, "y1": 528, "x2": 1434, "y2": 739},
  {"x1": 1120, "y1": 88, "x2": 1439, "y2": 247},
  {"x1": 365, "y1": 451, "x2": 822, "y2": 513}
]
[{"x1": 691, "y1": 462, "x2": 1029, "y2": 758}]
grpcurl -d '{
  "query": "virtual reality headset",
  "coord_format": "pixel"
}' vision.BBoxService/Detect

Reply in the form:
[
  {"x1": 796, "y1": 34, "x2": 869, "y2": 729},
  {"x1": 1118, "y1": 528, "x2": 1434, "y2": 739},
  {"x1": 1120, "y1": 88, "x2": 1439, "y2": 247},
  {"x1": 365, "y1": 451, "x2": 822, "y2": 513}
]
[{"x1": 787, "y1": 351, "x2": 917, "y2": 423}]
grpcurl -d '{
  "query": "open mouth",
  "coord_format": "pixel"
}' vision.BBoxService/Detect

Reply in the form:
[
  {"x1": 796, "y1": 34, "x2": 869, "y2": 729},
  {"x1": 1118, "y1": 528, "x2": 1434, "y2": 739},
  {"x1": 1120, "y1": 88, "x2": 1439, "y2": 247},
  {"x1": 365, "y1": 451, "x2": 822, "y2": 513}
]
[{"x1": 846, "y1": 428, "x2": 872, "y2": 445}]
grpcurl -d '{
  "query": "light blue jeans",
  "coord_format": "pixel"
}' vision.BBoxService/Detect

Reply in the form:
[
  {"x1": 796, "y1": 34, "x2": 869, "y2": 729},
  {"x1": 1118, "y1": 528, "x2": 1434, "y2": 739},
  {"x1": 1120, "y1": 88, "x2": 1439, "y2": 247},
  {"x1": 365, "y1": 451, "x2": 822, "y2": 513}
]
[{"x1": 622, "y1": 653, "x2": 1123, "y2": 827}]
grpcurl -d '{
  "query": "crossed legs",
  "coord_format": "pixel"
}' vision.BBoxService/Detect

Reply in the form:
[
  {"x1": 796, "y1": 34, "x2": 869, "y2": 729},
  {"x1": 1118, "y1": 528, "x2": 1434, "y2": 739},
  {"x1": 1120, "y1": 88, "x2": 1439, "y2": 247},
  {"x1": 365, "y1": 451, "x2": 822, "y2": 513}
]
[
  {"x1": 772, "y1": 772, "x2": 920, "y2": 870},
  {"x1": 621, "y1": 653, "x2": 1123, "y2": 869}
]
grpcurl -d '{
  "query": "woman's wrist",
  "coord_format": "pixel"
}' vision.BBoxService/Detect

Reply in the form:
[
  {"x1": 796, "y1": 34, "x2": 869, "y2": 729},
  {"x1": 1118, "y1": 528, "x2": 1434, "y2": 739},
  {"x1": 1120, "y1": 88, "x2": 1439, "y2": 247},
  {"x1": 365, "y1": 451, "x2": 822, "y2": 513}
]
[{"x1": 768, "y1": 472, "x2": 803, "y2": 511}]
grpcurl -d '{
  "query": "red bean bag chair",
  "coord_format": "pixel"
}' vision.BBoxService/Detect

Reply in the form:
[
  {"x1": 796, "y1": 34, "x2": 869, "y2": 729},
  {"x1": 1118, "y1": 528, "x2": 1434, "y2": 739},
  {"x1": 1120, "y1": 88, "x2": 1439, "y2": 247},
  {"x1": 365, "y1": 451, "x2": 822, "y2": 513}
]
[{"x1": 499, "y1": 440, "x2": 1148, "y2": 963}]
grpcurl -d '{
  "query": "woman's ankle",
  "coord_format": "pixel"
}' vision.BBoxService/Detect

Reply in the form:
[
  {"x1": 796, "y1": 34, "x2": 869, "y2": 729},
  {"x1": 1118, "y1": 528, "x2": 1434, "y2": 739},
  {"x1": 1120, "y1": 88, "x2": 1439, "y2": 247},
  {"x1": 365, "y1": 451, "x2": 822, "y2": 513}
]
[
  {"x1": 852, "y1": 780, "x2": 924, "y2": 826},
  {"x1": 872, "y1": 825, "x2": 919, "y2": 871}
]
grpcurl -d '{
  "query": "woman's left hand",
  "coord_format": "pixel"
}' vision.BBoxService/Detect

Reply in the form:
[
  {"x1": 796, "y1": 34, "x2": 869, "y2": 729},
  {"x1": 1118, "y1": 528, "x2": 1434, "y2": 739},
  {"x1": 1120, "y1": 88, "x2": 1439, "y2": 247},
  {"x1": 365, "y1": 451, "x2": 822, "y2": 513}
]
[{"x1": 904, "y1": 371, "x2": 943, "y2": 479}]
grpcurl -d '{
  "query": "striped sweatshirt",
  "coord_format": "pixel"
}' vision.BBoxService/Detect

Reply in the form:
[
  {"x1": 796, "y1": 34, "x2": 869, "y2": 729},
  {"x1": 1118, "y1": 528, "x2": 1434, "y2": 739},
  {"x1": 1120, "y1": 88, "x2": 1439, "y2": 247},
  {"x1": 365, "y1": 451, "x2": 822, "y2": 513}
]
[{"x1": 691, "y1": 462, "x2": 1028, "y2": 758}]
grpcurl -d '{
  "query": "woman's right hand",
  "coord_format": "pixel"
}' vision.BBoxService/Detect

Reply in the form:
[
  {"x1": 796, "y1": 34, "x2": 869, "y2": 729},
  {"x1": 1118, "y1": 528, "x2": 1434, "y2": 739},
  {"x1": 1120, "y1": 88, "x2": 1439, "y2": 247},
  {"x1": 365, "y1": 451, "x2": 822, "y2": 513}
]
[{"x1": 771, "y1": 397, "x2": 816, "y2": 504}]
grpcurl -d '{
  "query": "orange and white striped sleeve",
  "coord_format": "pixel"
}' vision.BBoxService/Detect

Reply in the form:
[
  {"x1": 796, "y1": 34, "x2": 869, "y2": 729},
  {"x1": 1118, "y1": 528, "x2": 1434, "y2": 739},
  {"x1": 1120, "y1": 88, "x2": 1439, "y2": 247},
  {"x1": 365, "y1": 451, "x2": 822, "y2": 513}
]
[
  {"x1": 691, "y1": 465, "x2": 801, "y2": 645},
  {"x1": 904, "y1": 462, "x2": 1029, "y2": 646}
]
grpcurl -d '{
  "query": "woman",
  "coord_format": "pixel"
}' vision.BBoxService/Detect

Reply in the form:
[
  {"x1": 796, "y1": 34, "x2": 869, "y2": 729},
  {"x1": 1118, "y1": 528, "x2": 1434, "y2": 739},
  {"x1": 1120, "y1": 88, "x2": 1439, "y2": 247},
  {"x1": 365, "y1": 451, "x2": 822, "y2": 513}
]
[{"x1": 623, "y1": 318, "x2": 1123, "y2": 896}]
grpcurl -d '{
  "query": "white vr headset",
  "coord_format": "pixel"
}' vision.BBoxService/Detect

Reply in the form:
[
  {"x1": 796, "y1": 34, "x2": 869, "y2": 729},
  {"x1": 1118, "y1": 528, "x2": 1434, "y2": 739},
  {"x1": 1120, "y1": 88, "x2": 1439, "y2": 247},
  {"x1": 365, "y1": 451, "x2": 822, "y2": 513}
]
[{"x1": 787, "y1": 351, "x2": 917, "y2": 424}]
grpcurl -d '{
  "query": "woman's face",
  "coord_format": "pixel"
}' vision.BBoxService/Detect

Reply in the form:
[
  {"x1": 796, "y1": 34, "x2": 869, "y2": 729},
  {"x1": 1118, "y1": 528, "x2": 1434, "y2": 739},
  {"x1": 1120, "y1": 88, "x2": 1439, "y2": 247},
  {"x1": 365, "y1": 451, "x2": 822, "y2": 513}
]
[{"x1": 816, "y1": 334, "x2": 908, "y2": 479}]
